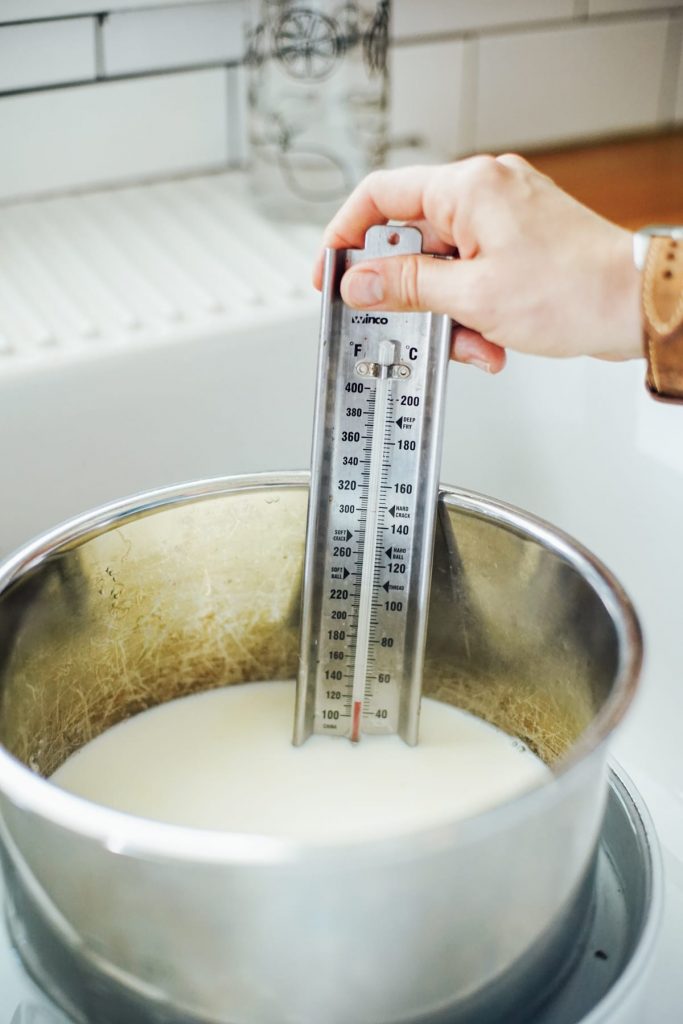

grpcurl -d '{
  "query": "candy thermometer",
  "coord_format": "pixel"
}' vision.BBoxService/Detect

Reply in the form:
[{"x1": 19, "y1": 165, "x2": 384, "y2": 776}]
[{"x1": 294, "y1": 225, "x2": 452, "y2": 745}]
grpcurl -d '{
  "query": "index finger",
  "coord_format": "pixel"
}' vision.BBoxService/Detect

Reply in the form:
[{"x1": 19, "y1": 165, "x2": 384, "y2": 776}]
[
  {"x1": 314, "y1": 165, "x2": 457, "y2": 290},
  {"x1": 321, "y1": 165, "x2": 438, "y2": 253}
]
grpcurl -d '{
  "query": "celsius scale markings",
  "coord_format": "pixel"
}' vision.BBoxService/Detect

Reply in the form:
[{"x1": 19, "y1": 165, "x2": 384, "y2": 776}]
[{"x1": 295, "y1": 226, "x2": 452, "y2": 746}]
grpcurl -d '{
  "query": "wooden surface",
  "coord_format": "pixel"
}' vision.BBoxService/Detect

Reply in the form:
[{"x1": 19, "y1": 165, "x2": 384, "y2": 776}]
[{"x1": 523, "y1": 131, "x2": 683, "y2": 231}]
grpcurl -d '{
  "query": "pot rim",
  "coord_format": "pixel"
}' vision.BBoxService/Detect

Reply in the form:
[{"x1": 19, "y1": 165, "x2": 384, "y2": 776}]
[{"x1": 0, "y1": 471, "x2": 642, "y2": 864}]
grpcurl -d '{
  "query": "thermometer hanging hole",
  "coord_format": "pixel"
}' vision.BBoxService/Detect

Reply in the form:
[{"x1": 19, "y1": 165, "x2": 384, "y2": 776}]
[{"x1": 387, "y1": 231, "x2": 400, "y2": 246}]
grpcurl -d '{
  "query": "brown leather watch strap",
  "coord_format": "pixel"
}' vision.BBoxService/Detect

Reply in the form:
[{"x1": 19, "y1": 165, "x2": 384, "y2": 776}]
[{"x1": 643, "y1": 236, "x2": 683, "y2": 402}]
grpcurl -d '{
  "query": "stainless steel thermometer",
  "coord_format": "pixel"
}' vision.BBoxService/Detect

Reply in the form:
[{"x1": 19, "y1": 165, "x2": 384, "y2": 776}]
[{"x1": 294, "y1": 225, "x2": 452, "y2": 746}]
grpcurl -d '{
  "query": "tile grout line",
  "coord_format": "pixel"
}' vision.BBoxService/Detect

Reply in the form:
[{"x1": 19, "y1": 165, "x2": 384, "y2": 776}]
[
  {"x1": 392, "y1": 7, "x2": 680, "y2": 48},
  {"x1": 94, "y1": 12, "x2": 107, "y2": 80},
  {"x1": 0, "y1": 57, "x2": 243, "y2": 100},
  {"x1": 0, "y1": 7, "x2": 677, "y2": 102},
  {"x1": 0, "y1": 0, "x2": 231, "y2": 29}
]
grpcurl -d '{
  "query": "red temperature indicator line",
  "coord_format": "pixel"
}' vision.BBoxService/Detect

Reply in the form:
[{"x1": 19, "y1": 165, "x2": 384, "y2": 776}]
[{"x1": 351, "y1": 700, "x2": 362, "y2": 743}]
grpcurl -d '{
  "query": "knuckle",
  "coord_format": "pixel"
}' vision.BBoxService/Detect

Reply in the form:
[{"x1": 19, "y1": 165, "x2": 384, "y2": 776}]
[
  {"x1": 423, "y1": 170, "x2": 455, "y2": 235},
  {"x1": 496, "y1": 152, "x2": 528, "y2": 169},
  {"x1": 364, "y1": 168, "x2": 387, "y2": 201},
  {"x1": 398, "y1": 256, "x2": 422, "y2": 310},
  {"x1": 471, "y1": 153, "x2": 503, "y2": 180},
  {"x1": 364, "y1": 168, "x2": 384, "y2": 190},
  {"x1": 496, "y1": 153, "x2": 534, "y2": 181},
  {"x1": 461, "y1": 155, "x2": 508, "y2": 198}
]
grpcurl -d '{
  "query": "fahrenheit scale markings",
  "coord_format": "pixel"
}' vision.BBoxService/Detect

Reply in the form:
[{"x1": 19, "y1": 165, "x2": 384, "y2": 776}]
[{"x1": 294, "y1": 226, "x2": 452, "y2": 746}]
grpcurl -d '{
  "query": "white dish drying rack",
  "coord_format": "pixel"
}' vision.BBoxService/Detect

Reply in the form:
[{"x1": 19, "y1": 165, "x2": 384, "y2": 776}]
[{"x1": 0, "y1": 172, "x2": 319, "y2": 369}]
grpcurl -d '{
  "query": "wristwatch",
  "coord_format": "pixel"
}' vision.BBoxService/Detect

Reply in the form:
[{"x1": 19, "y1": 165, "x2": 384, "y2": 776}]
[{"x1": 634, "y1": 225, "x2": 683, "y2": 402}]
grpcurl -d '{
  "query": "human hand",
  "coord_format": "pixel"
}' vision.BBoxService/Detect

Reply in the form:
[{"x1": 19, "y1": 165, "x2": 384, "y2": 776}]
[{"x1": 314, "y1": 155, "x2": 642, "y2": 373}]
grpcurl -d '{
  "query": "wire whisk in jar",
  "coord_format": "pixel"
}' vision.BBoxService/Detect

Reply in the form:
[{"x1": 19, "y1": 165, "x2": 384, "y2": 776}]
[{"x1": 246, "y1": 1, "x2": 390, "y2": 220}]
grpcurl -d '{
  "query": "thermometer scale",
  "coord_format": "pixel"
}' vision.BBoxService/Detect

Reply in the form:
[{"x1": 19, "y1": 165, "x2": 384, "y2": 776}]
[{"x1": 294, "y1": 226, "x2": 452, "y2": 745}]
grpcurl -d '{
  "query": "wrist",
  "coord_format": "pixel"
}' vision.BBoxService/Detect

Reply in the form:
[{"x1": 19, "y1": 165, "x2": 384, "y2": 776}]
[{"x1": 596, "y1": 229, "x2": 642, "y2": 362}]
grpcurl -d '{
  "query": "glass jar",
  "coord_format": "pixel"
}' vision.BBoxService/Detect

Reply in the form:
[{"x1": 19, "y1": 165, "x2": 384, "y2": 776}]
[{"x1": 246, "y1": 0, "x2": 390, "y2": 221}]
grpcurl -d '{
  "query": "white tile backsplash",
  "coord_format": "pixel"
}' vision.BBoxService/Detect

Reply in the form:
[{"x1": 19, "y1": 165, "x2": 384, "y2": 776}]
[
  {"x1": 0, "y1": 17, "x2": 95, "y2": 93},
  {"x1": 103, "y1": 1, "x2": 248, "y2": 76},
  {"x1": 390, "y1": 39, "x2": 470, "y2": 159},
  {"x1": 475, "y1": 16, "x2": 670, "y2": 151},
  {"x1": 227, "y1": 63, "x2": 247, "y2": 165},
  {"x1": 0, "y1": 0, "x2": 215, "y2": 22},
  {"x1": 0, "y1": 0, "x2": 678, "y2": 200},
  {"x1": 588, "y1": 0, "x2": 677, "y2": 13},
  {"x1": 393, "y1": 0, "x2": 575, "y2": 40},
  {"x1": 659, "y1": 11, "x2": 683, "y2": 121},
  {"x1": 0, "y1": 69, "x2": 232, "y2": 201}
]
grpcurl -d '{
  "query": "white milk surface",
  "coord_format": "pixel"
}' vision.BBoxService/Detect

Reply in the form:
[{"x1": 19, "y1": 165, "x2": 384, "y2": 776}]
[{"x1": 51, "y1": 681, "x2": 551, "y2": 841}]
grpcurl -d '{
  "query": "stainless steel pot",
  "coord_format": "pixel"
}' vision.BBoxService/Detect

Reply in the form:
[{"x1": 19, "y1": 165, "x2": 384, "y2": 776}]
[{"x1": 0, "y1": 473, "x2": 641, "y2": 1024}]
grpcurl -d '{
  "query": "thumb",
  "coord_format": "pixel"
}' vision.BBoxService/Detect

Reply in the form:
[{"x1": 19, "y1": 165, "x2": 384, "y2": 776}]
[{"x1": 340, "y1": 253, "x2": 480, "y2": 322}]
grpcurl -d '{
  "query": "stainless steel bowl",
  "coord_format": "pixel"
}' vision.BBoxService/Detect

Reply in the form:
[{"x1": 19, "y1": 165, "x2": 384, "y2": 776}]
[{"x1": 0, "y1": 473, "x2": 641, "y2": 1024}]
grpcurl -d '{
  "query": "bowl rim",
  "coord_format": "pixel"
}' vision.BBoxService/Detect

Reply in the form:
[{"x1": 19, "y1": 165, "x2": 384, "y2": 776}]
[{"x1": 0, "y1": 471, "x2": 642, "y2": 865}]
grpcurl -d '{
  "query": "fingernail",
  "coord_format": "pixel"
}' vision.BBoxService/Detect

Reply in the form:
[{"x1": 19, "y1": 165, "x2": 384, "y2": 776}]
[
  {"x1": 469, "y1": 358, "x2": 492, "y2": 373},
  {"x1": 346, "y1": 270, "x2": 384, "y2": 307}
]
